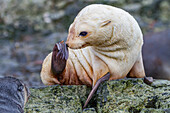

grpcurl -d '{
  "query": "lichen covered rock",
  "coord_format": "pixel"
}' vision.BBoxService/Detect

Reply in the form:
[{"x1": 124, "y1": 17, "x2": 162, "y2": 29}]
[
  {"x1": 25, "y1": 85, "x2": 91, "y2": 113},
  {"x1": 83, "y1": 108, "x2": 97, "y2": 113},
  {"x1": 25, "y1": 79, "x2": 170, "y2": 113},
  {"x1": 97, "y1": 79, "x2": 170, "y2": 113}
]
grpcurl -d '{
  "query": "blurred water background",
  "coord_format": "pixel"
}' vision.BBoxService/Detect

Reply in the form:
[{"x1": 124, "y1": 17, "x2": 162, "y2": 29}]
[{"x1": 0, "y1": 0, "x2": 169, "y2": 87}]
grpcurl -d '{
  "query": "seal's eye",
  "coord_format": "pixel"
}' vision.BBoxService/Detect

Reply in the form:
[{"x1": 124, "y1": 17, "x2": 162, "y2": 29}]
[
  {"x1": 79, "y1": 31, "x2": 88, "y2": 37},
  {"x1": 18, "y1": 85, "x2": 24, "y2": 92}
]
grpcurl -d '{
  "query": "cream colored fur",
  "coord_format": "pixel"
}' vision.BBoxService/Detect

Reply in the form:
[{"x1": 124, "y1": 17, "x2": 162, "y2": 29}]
[{"x1": 41, "y1": 4, "x2": 145, "y2": 87}]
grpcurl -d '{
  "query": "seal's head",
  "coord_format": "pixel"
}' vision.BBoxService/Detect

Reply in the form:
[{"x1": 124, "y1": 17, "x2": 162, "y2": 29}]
[
  {"x1": 66, "y1": 4, "x2": 143, "y2": 50},
  {"x1": 66, "y1": 4, "x2": 114, "y2": 49},
  {"x1": 0, "y1": 76, "x2": 30, "y2": 111}
]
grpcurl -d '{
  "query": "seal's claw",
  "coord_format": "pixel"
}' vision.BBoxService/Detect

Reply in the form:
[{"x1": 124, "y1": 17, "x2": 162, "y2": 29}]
[
  {"x1": 64, "y1": 42, "x2": 69, "y2": 60},
  {"x1": 144, "y1": 76, "x2": 153, "y2": 85},
  {"x1": 51, "y1": 41, "x2": 69, "y2": 76}
]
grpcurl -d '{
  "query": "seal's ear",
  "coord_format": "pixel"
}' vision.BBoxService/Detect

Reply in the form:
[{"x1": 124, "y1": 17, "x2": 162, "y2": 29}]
[{"x1": 101, "y1": 20, "x2": 111, "y2": 27}]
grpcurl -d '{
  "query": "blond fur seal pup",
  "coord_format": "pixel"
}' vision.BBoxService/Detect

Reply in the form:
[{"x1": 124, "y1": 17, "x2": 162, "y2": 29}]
[{"x1": 40, "y1": 4, "x2": 153, "y2": 108}]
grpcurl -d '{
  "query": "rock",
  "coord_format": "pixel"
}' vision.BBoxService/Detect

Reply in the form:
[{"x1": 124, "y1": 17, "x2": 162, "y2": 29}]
[
  {"x1": 97, "y1": 79, "x2": 170, "y2": 112},
  {"x1": 25, "y1": 85, "x2": 91, "y2": 113},
  {"x1": 123, "y1": 3, "x2": 142, "y2": 12},
  {"x1": 25, "y1": 79, "x2": 170, "y2": 112},
  {"x1": 0, "y1": 0, "x2": 169, "y2": 88},
  {"x1": 83, "y1": 108, "x2": 97, "y2": 113},
  {"x1": 1, "y1": 0, "x2": 169, "y2": 40},
  {"x1": 160, "y1": 1, "x2": 170, "y2": 22},
  {"x1": 141, "y1": 0, "x2": 154, "y2": 6}
]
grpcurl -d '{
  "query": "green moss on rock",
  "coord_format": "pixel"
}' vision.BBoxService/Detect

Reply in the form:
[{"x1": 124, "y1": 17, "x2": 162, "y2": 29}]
[
  {"x1": 83, "y1": 108, "x2": 97, "y2": 113},
  {"x1": 25, "y1": 85, "x2": 91, "y2": 113},
  {"x1": 96, "y1": 78, "x2": 170, "y2": 113},
  {"x1": 25, "y1": 79, "x2": 170, "y2": 113}
]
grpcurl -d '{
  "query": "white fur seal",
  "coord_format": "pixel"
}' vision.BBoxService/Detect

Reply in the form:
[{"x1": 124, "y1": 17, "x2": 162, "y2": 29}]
[{"x1": 40, "y1": 4, "x2": 152, "y2": 108}]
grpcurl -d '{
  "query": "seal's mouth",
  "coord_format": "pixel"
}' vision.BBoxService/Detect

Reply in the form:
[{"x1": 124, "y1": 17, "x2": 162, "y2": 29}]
[
  {"x1": 66, "y1": 41, "x2": 90, "y2": 49},
  {"x1": 78, "y1": 43, "x2": 89, "y2": 49}
]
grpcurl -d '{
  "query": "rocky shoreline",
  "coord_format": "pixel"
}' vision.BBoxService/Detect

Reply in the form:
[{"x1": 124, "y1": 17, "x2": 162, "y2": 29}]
[{"x1": 0, "y1": 0, "x2": 169, "y2": 87}]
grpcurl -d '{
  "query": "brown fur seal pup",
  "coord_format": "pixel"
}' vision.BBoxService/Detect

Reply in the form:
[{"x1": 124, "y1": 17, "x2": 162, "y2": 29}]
[
  {"x1": 0, "y1": 76, "x2": 30, "y2": 113},
  {"x1": 40, "y1": 4, "x2": 153, "y2": 108}
]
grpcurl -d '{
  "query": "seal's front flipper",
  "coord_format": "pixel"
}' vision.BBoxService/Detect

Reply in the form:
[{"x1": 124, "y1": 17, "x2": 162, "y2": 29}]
[
  {"x1": 83, "y1": 72, "x2": 110, "y2": 109},
  {"x1": 144, "y1": 76, "x2": 153, "y2": 85},
  {"x1": 51, "y1": 41, "x2": 69, "y2": 76}
]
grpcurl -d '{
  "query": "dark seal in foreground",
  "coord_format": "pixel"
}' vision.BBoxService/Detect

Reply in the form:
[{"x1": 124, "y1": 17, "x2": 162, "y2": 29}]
[{"x1": 0, "y1": 76, "x2": 30, "y2": 113}]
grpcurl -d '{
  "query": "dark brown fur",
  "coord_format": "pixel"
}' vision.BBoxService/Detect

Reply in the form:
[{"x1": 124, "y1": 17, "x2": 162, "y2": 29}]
[{"x1": 0, "y1": 77, "x2": 30, "y2": 113}]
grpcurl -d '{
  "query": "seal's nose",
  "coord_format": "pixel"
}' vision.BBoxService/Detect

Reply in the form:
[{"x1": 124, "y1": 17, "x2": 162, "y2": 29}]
[
  {"x1": 65, "y1": 41, "x2": 69, "y2": 45},
  {"x1": 65, "y1": 41, "x2": 70, "y2": 48},
  {"x1": 66, "y1": 43, "x2": 69, "y2": 47}
]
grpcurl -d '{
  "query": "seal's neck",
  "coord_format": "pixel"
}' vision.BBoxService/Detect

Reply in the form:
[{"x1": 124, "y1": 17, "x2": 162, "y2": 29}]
[{"x1": 92, "y1": 39, "x2": 128, "y2": 60}]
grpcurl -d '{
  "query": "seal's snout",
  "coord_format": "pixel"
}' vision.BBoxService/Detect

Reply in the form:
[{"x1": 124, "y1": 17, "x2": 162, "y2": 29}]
[
  {"x1": 65, "y1": 41, "x2": 70, "y2": 47},
  {"x1": 66, "y1": 24, "x2": 87, "y2": 49},
  {"x1": 66, "y1": 38, "x2": 87, "y2": 49}
]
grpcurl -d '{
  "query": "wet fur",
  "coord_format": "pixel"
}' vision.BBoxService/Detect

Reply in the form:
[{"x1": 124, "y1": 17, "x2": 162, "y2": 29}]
[{"x1": 0, "y1": 77, "x2": 29, "y2": 113}]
